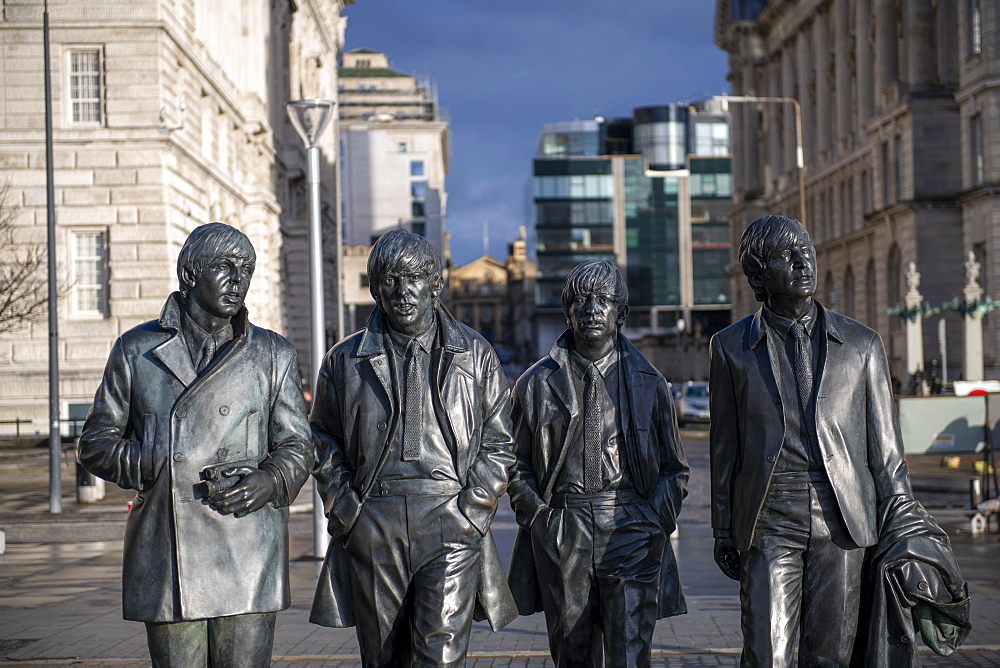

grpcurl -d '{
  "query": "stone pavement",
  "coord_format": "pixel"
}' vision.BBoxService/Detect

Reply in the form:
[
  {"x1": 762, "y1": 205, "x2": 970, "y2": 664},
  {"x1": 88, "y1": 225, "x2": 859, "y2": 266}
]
[{"x1": 1, "y1": 430, "x2": 999, "y2": 666}]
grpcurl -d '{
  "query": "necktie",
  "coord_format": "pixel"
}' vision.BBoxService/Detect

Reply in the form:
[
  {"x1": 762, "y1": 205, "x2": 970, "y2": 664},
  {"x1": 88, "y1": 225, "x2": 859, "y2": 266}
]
[
  {"x1": 790, "y1": 321, "x2": 820, "y2": 462},
  {"x1": 197, "y1": 335, "x2": 216, "y2": 373},
  {"x1": 402, "y1": 339, "x2": 423, "y2": 460},
  {"x1": 583, "y1": 363, "x2": 603, "y2": 493}
]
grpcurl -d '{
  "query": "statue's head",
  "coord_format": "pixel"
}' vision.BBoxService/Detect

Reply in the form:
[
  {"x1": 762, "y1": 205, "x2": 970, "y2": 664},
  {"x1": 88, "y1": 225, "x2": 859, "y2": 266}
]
[
  {"x1": 739, "y1": 215, "x2": 816, "y2": 304},
  {"x1": 367, "y1": 229, "x2": 443, "y2": 336},
  {"x1": 177, "y1": 223, "x2": 257, "y2": 301},
  {"x1": 561, "y1": 260, "x2": 629, "y2": 346}
]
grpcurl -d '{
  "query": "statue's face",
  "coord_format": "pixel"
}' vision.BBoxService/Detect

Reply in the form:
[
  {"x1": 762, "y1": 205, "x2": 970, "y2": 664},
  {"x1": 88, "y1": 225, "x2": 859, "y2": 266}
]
[
  {"x1": 760, "y1": 227, "x2": 816, "y2": 303},
  {"x1": 376, "y1": 269, "x2": 439, "y2": 336},
  {"x1": 188, "y1": 255, "x2": 253, "y2": 320},
  {"x1": 567, "y1": 289, "x2": 620, "y2": 348}
]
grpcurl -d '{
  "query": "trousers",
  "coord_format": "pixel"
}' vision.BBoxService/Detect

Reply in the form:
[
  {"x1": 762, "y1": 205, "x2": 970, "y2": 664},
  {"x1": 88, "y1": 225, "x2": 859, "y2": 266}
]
[
  {"x1": 531, "y1": 491, "x2": 665, "y2": 668},
  {"x1": 344, "y1": 491, "x2": 483, "y2": 667},
  {"x1": 144, "y1": 611, "x2": 276, "y2": 668},
  {"x1": 740, "y1": 472, "x2": 865, "y2": 667}
]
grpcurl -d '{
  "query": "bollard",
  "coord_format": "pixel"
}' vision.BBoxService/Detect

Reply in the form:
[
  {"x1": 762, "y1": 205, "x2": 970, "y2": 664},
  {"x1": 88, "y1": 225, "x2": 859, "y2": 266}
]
[
  {"x1": 76, "y1": 460, "x2": 105, "y2": 503},
  {"x1": 970, "y1": 477, "x2": 982, "y2": 509}
]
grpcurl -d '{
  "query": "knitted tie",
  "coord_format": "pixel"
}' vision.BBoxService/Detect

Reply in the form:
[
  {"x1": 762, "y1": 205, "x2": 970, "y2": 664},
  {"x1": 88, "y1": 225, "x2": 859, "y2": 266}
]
[
  {"x1": 196, "y1": 335, "x2": 216, "y2": 374},
  {"x1": 401, "y1": 339, "x2": 422, "y2": 461},
  {"x1": 583, "y1": 363, "x2": 603, "y2": 493},
  {"x1": 790, "y1": 321, "x2": 820, "y2": 463}
]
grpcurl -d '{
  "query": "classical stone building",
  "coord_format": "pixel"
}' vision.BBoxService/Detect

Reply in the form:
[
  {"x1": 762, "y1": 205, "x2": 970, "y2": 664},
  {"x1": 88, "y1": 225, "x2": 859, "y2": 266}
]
[
  {"x1": 448, "y1": 254, "x2": 508, "y2": 347},
  {"x1": 716, "y1": 0, "x2": 1000, "y2": 384},
  {"x1": 0, "y1": 0, "x2": 349, "y2": 432},
  {"x1": 338, "y1": 48, "x2": 449, "y2": 253}
]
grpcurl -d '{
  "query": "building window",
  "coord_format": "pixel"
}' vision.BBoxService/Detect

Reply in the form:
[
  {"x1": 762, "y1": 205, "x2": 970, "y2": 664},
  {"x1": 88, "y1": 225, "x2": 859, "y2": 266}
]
[
  {"x1": 969, "y1": 0, "x2": 982, "y2": 55},
  {"x1": 360, "y1": 274, "x2": 369, "y2": 288},
  {"x1": 71, "y1": 230, "x2": 108, "y2": 317},
  {"x1": 881, "y1": 141, "x2": 891, "y2": 207},
  {"x1": 971, "y1": 114, "x2": 984, "y2": 185},
  {"x1": 893, "y1": 135, "x2": 902, "y2": 202},
  {"x1": 411, "y1": 180, "x2": 427, "y2": 217},
  {"x1": 410, "y1": 160, "x2": 424, "y2": 177},
  {"x1": 356, "y1": 58, "x2": 371, "y2": 68},
  {"x1": 69, "y1": 49, "x2": 102, "y2": 124},
  {"x1": 694, "y1": 122, "x2": 730, "y2": 156},
  {"x1": 397, "y1": 142, "x2": 408, "y2": 152},
  {"x1": 411, "y1": 220, "x2": 426, "y2": 237}
]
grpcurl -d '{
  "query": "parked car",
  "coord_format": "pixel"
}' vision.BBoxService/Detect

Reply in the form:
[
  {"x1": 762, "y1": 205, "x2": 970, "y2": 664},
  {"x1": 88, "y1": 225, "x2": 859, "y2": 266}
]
[{"x1": 676, "y1": 381, "x2": 710, "y2": 427}]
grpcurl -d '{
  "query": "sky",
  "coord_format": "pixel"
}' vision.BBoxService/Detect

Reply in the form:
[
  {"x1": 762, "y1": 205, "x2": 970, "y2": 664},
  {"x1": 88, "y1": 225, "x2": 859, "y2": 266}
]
[{"x1": 341, "y1": 1, "x2": 730, "y2": 266}]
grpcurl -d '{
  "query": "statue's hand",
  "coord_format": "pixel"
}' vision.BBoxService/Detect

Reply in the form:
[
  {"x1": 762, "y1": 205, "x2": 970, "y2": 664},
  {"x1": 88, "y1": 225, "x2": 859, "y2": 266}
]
[
  {"x1": 208, "y1": 466, "x2": 277, "y2": 517},
  {"x1": 714, "y1": 537, "x2": 741, "y2": 581}
]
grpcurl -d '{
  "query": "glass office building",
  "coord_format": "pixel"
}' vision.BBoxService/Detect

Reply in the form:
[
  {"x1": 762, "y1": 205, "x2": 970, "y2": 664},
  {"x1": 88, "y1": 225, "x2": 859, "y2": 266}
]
[{"x1": 531, "y1": 100, "x2": 732, "y2": 355}]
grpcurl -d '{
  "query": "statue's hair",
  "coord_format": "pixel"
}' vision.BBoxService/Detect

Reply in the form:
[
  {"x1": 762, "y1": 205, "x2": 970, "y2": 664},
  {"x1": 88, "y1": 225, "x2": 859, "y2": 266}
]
[
  {"x1": 367, "y1": 229, "x2": 443, "y2": 301},
  {"x1": 177, "y1": 223, "x2": 255, "y2": 294},
  {"x1": 738, "y1": 215, "x2": 812, "y2": 302},
  {"x1": 561, "y1": 259, "x2": 629, "y2": 327}
]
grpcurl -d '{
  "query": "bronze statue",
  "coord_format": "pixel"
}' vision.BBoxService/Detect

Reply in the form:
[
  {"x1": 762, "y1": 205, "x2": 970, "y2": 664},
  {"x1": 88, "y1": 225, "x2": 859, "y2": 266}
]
[
  {"x1": 709, "y1": 215, "x2": 914, "y2": 665},
  {"x1": 79, "y1": 223, "x2": 314, "y2": 667},
  {"x1": 309, "y1": 228, "x2": 518, "y2": 666},
  {"x1": 507, "y1": 259, "x2": 688, "y2": 668}
]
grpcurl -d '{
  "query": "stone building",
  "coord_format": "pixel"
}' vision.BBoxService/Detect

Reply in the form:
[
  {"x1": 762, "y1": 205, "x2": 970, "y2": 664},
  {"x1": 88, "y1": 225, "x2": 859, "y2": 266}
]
[
  {"x1": 0, "y1": 0, "x2": 349, "y2": 432},
  {"x1": 715, "y1": 0, "x2": 1000, "y2": 384},
  {"x1": 338, "y1": 48, "x2": 449, "y2": 253},
  {"x1": 448, "y1": 254, "x2": 508, "y2": 347}
]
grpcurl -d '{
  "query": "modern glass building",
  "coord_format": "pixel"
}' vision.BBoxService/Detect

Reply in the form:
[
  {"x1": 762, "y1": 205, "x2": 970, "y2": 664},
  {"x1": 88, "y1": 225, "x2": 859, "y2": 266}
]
[{"x1": 531, "y1": 100, "x2": 733, "y2": 362}]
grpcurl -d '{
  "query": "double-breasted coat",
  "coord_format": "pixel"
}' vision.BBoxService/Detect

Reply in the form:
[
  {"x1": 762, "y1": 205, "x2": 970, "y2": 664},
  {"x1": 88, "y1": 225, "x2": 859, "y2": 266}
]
[
  {"x1": 506, "y1": 331, "x2": 689, "y2": 618},
  {"x1": 309, "y1": 304, "x2": 519, "y2": 631},
  {"x1": 80, "y1": 293, "x2": 314, "y2": 622},
  {"x1": 709, "y1": 302, "x2": 912, "y2": 553}
]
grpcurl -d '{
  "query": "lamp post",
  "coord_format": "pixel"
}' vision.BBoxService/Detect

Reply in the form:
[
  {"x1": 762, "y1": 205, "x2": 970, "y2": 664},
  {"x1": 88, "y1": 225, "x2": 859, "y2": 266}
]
[
  {"x1": 286, "y1": 98, "x2": 334, "y2": 558},
  {"x1": 717, "y1": 95, "x2": 806, "y2": 228},
  {"x1": 43, "y1": 0, "x2": 61, "y2": 514}
]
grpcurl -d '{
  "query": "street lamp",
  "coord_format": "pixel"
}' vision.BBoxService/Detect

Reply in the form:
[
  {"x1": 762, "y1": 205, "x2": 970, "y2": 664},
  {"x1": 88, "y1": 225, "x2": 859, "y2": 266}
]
[
  {"x1": 286, "y1": 98, "x2": 334, "y2": 558},
  {"x1": 717, "y1": 95, "x2": 806, "y2": 228}
]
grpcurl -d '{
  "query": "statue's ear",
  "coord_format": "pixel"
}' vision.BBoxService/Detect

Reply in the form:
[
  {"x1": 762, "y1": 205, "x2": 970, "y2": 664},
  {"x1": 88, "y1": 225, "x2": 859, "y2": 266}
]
[
  {"x1": 616, "y1": 303, "x2": 630, "y2": 328},
  {"x1": 180, "y1": 266, "x2": 197, "y2": 292}
]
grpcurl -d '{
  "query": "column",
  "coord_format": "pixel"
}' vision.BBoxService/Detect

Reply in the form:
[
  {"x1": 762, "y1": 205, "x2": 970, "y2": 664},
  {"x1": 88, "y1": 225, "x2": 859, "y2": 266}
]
[
  {"x1": 903, "y1": 262, "x2": 925, "y2": 391},
  {"x1": 875, "y1": 0, "x2": 898, "y2": 95},
  {"x1": 781, "y1": 43, "x2": 798, "y2": 184},
  {"x1": 813, "y1": 10, "x2": 832, "y2": 154},
  {"x1": 907, "y1": 0, "x2": 936, "y2": 90},
  {"x1": 834, "y1": 0, "x2": 852, "y2": 145},
  {"x1": 767, "y1": 58, "x2": 783, "y2": 190},
  {"x1": 856, "y1": 0, "x2": 874, "y2": 121},
  {"x1": 796, "y1": 29, "x2": 814, "y2": 163},
  {"x1": 963, "y1": 251, "x2": 985, "y2": 381}
]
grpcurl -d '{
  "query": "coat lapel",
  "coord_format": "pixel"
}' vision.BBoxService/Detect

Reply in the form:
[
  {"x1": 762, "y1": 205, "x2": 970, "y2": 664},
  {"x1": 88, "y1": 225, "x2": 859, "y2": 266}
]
[{"x1": 152, "y1": 334, "x2": 197, "y2": 388}]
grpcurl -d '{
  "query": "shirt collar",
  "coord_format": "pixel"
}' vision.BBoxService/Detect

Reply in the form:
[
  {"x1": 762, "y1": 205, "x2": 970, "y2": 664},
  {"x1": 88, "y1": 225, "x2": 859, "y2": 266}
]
[
  {"x1": 569, "y1": 341, "x2": 619, "y2": 379},
  {"x1": 763, "y1": 300, "x2": 818, "y2": 342},
  {"x1": 181, "y1": 310, "x2": 233, "y2": 361},
  {"x1": 386, "y1": 312, "x2": 437, "y2": 355}
]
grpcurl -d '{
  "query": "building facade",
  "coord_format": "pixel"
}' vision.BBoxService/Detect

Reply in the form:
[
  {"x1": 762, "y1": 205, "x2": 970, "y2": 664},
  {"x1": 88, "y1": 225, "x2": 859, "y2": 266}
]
[
  {"x1": 338, "y1": 48, "x2": 449, "y2": 252},
  {"x1": 530, "y1": 102, "x2": 733, "y2": 381},
  {"x1": 0, "y1": 0, "x2": 349, "y2": 432},
  {"x1": 716, "y1": 0, "x2": 1000, "y2": 385}
]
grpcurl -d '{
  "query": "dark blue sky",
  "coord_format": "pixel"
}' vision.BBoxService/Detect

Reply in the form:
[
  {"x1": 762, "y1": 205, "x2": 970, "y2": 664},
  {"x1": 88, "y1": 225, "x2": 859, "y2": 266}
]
[{"x1": 341, "y1": 1, "x2": 730, "y2": 265}]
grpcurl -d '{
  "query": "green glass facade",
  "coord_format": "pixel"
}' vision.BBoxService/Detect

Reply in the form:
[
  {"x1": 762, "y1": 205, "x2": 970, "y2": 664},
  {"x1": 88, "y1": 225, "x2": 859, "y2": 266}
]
[
  {"x1": 534, "y1": 157, "x2": 615, "y2": 308},
  {"x1": 690, "y1": 156, "x2": 732, "y2": 308},
  {"x1": 624, "y1": 158, "x2": 680, "y2": 307}
]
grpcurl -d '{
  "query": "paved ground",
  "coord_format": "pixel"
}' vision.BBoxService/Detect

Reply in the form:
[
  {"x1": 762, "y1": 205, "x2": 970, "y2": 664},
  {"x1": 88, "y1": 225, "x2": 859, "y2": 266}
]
[{"x1": 1, "y1": 429, "x2": 999, "y2": 666}]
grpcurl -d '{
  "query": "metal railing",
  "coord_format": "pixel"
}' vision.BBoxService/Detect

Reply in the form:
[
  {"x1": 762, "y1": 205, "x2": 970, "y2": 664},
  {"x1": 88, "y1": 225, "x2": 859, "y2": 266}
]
[{"x1": 0, "y1": 418, "x2": 85, "y2": 439}]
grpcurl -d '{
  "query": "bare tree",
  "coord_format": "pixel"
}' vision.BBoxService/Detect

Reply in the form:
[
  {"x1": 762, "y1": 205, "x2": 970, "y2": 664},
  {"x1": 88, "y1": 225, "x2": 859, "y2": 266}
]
[{"x1": 0, "y1": 182, "x2": 48, "y2": 335}]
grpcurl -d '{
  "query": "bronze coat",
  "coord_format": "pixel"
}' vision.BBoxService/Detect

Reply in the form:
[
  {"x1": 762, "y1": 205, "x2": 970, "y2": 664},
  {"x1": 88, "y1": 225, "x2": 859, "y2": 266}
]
[
  {"x1": 709, "y1": 303, "x2": 912, "y2": 553},
  {"x1": 79, "y1": 293, "x2": 314, "y2": 622},
  {"x1": 309, "y1": 305, "x2": 518, "y2": 631},
  {"x1": 506, "y1": 332, "x2": 689, "y2": 618}
]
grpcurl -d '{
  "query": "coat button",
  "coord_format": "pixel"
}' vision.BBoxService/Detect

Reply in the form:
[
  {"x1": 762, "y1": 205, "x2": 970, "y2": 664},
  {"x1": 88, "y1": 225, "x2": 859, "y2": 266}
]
[
  {"x1": 173, "y1": 453, "x2": 186, "y2": 462},
  {"x1": 175, "y1": 409, "x2": 187, "y2": 419},
  {"x1": 377, "y1": 421, "x2": 387, "y2": 431},
  {"x1": 219, "y1": 405, "x2": 230, "y2": 416},
  {"x1": 918, "y1": 581, "x2": 927, "y2": 591},
  {"x1": 772, "y1": 397, "x2": 781, "y2": 404},
  {"x1": 217, "y1": 448, "x2": 229, "y2": 459},
  {"x1": 767, "y1": 454, "x2": 775, "y2": 462}
]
